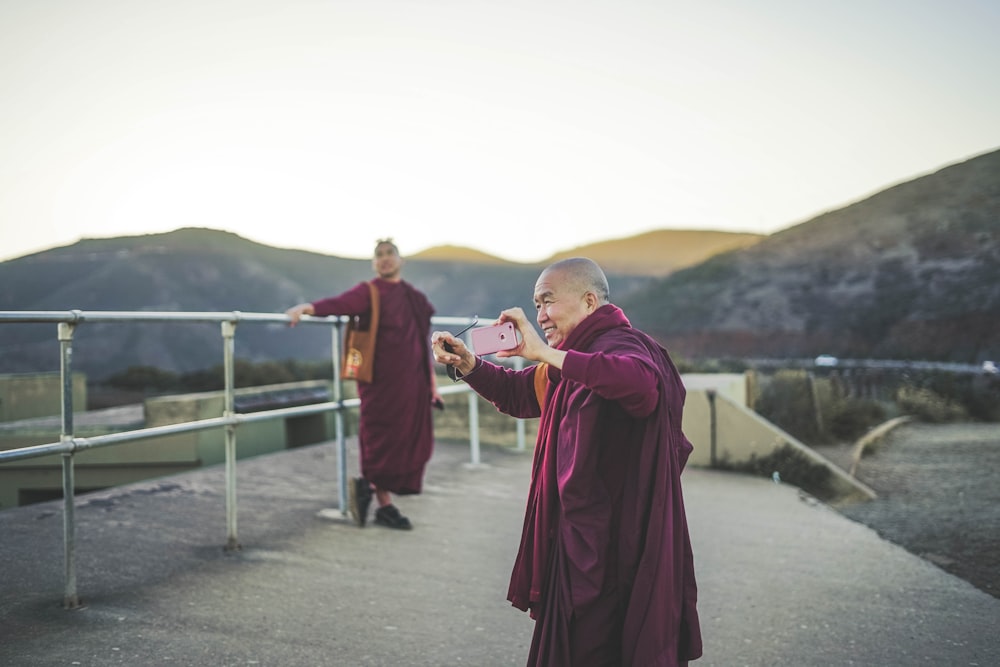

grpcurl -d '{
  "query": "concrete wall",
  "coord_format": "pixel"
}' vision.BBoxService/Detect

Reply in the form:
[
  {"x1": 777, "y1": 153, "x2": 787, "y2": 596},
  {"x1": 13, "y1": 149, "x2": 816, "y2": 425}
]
[
  {"x1": 681, "y1": 372, "x2": 748, "y2": 406},
  {"x1": 145, "y1": 380, "x2": 335, "y2": 466},
  {"x1": 0, "y1": 372, "x2": 86, "y2": 422},
  {"x1": 0, "y1": 380, "x2": 335, "y2": 509},
  {"x1": 0, "y1": 418, "x2": 198, "y2": 509},
  {"x1": 683, "y1": 384, "x2": 875, "y2": 502}
]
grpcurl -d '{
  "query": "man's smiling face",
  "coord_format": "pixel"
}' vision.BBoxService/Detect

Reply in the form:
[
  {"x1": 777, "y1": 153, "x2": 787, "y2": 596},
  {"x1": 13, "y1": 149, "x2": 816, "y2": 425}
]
[{"x1": 533, "y1": 267, "x2": 593, "y2": 348}]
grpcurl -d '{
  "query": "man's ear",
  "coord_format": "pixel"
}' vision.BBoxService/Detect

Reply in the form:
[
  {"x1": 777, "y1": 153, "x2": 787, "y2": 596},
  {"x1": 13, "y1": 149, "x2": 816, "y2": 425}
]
[{"x1": 584, "y1": 291, "x2": 600, "y2": 313}]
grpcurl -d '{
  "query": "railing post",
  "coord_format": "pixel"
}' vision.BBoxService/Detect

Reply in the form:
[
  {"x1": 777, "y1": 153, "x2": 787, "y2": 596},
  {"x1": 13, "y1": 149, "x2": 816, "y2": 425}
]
[
  {"x1": 458, "y1": 326, "x2": 481, "y2": 465},
  {"x1": 514, "y1": 357, "x2": 526, "y2": 451},
  {"x1": 707, "y1": 389, "x2": 718, "y2": 468},
  {"x1": 467, "y1": 389, "x2": 481, "y2": 466},
  {"x1": 807, "y1": 371, "x2": 824, "y2": 436},
  {"x1": 332, "y1": 321, "x2": 347, "y2": 515},
  {"x1": 58, "y1": 320, "x2": 82, "y2": 609},
  {"x1": 221, "y1": 320, "x2": 241, "y2": 551}
]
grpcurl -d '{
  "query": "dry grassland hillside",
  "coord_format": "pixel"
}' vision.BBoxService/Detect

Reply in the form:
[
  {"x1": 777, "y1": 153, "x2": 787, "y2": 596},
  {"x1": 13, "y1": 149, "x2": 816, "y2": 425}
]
[{"x1": 414, "y1": 229, "x2": 764, "y2": 276}]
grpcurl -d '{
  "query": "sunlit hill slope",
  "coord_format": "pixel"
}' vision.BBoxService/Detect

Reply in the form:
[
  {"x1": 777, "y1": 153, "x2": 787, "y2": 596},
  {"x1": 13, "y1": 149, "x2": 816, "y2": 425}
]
[
  {"x1": 412, "y1": 230, "x2": 763, "y2": 276},
  {"x1": 622, "y1": 148, "x2": 1000, "y2": 363}
]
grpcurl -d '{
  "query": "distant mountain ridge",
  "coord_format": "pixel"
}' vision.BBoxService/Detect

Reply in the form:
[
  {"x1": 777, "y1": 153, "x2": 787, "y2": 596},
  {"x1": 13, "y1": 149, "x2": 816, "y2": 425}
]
[
  {"x1": 0, "y1": 228, "x2": 660, "y2": 377},
  {"x1": 412, "y1": 229, "x2": 764, "y2": 276},
  {"x1": 1, "y1": 147, "x2": 997, "y2": 376},
  {"x1": 410, "y1": 245, "x2": 515, "y2": 265},
  {"x1": 545, "y1": 229, "x2": 763, "y2": 276}
]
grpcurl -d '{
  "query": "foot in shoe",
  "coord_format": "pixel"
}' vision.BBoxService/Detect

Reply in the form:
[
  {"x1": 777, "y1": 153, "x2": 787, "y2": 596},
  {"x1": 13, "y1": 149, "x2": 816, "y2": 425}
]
[{"x1": 374, "y1": 504, "x2": 412, "y2": 530}]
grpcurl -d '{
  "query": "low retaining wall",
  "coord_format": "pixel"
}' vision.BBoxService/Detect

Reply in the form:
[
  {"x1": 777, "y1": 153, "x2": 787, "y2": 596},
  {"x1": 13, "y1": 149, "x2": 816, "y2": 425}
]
[{"x1": 683, "y1": 388, "x2": 877, "y2": 504}]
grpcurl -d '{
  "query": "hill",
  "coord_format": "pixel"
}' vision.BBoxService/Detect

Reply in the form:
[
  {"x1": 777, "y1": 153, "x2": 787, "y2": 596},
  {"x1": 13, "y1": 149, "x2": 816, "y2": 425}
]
[
  {"x1": 1, "y1": 147, "x2": 997, "y2": 376},
  {"x1": 546, "y1": 229, "x2": 764, "y2": 276},
  {"x1": 413, "y1": 229, "x2": 763, "y2": 276},
  {"x1": 410, "y1": 245, "x2": 515, "y2": 265},
  {"x1": 0, "y1": 228, "x2": 655, "y2": 378},
  {"x1": 623, "y1": 148, "x2": 1000, "y2": 363}
]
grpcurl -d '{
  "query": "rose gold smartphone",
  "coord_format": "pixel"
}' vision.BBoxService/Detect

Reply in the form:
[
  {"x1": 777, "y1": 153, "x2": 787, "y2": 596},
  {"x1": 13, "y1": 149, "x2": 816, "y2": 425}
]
[{"x1": 471, "y1": 322, "x2": 518, "y2": 355}]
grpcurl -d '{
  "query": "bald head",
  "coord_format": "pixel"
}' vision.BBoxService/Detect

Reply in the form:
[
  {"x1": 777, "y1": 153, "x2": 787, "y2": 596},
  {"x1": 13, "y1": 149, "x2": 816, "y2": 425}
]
[{"x1": 542, "y1": 257, "x2": 610, "y2": 304}]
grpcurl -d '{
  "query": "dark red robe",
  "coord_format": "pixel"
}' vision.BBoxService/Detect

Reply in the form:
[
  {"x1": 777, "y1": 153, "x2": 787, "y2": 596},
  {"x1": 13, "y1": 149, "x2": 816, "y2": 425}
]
[
  {"x1": 312, "y1": 279, "x2": 435, "y2": 494},
  {"x1": 463, "y1": 304, "x2": 702, "y2": 666}
]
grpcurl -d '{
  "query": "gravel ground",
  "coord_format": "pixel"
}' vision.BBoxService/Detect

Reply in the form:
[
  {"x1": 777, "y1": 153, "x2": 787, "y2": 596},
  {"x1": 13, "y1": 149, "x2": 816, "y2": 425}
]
[{"x1": 817, "y1": 422, "x2": 1000, "y2": 600}]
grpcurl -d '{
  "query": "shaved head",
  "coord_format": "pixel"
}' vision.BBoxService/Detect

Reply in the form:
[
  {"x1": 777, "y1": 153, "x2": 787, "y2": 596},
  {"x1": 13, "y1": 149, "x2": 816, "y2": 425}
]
[{"x1": 542, "y1": 257, "x2": 610, "y2": 304}]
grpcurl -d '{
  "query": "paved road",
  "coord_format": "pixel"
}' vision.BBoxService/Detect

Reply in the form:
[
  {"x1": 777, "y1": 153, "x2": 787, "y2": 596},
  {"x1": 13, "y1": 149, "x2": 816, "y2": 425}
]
[{"x1": 2, "y1": 436, "x2": 999, "y2": 666}]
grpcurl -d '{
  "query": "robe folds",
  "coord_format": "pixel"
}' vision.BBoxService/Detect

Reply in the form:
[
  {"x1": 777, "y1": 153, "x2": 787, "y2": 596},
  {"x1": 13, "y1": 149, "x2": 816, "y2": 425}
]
[
  {"x1": 311, "y1": 279, "x2": 435, "y2": 494},
  {"x1": 463, "y1": 304, "x2": 702, "y2": 666}
]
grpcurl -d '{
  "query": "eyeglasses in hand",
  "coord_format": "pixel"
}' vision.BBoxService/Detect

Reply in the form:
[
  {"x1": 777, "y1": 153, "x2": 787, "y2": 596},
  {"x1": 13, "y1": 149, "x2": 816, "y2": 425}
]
[{"x1": 445, "y1": 316, "x2": 478, "y2": 381}]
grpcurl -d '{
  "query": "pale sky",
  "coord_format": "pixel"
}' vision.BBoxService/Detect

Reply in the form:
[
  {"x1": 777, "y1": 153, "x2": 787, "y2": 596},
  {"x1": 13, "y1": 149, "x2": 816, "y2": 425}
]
[{"x1": 1, "y1": 0, "x2": 998, "y2": 264}]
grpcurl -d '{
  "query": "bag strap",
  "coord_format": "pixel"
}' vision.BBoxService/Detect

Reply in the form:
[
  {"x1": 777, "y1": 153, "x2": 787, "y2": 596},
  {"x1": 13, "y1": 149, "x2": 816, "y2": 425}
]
[{"x1": 366, "y1": 281, "x2": 380, "y2": 341}]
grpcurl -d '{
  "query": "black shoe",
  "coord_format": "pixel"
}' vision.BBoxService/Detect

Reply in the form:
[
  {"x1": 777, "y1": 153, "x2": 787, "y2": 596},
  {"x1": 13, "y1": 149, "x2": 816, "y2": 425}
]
[
  {"x1": 374, "y1": 504, "x2": 412, "y2": 530},
  {"x1": 348, "y1": 477, "x2": 373, "y2": 527}
]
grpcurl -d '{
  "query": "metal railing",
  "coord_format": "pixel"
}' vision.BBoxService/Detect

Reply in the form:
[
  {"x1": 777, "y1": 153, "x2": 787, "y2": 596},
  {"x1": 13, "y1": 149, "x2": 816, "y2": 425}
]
[{"x1": 0, "y1": 309, "x2": 516, "y2": 609}]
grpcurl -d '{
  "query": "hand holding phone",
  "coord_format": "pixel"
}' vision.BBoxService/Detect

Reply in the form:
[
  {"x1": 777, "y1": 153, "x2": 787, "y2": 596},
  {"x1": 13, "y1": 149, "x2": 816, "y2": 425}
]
[
  {"x1": 471, "y1": 322, "x2": 518, "y2": 355},
  {"x1": 443, "y1": 317, "x2": 478, "y2": 354}
]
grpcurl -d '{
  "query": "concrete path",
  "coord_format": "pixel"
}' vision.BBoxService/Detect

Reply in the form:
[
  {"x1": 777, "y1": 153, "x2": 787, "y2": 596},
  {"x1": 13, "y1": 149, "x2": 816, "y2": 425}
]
[{"x1": 2, "y1": 437, "x2": 998, "y2": 666}]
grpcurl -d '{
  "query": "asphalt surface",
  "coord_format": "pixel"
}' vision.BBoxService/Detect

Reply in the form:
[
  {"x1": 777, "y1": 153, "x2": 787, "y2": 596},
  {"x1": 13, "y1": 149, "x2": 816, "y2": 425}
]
[
  {"x1": 2, "y1": 435, "x2": 999, "y2": 666},
  {"x1": 839, "y1": 422, "x2": 1000, "y2": 601}
]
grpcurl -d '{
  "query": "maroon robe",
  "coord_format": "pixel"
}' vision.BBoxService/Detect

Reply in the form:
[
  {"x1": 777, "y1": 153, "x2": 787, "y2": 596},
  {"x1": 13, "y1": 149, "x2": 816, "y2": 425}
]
[
  {"x1": 463, "y1": 304, "x2": 702, "y2": 666},
  {"x1": 312, "y1": 278, "x2": 435, "y2": 494}
]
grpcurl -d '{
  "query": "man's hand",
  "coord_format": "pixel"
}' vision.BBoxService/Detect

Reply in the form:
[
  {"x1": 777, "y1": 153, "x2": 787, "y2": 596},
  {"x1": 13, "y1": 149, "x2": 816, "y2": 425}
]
[
  {"x1": 496, "y1": 307, "x2": 567, "y2": 369},
  {"x1": 285, "y1": 303, "x2": 314, "y2": 327},
  {"x1": 496, "y1": 308, "x2": 544, "y2": 362},
  {"x1": 431, "y1": 330, "x2": 477, "y2": 378}
]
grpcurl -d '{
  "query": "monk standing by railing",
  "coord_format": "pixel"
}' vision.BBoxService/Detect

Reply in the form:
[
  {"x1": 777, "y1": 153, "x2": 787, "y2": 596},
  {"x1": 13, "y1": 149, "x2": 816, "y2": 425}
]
[{"x1": 286, "y1": 238, "x2": 441, "y2": 530}]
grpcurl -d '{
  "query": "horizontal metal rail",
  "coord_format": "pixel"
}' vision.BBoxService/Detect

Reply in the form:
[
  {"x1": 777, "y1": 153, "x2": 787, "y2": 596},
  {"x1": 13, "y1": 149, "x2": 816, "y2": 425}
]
[
  {"x1": 0, "y1": 309, "x2": 492, "y2": 609},
  {"x1": 746, "y1": 356, "x2": 988, "y2": 375},
  {"x1": 0, "y1": 311, "x2": 482, "y2": 326}
]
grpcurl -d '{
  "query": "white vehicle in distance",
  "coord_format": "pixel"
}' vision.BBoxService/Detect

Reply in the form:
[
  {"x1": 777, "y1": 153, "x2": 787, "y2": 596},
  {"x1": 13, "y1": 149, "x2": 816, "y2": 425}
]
[
  {"x1": 982, "y1": 360, "x2": 997, "y2": 374},
  {"x1": 814, "y1": 355, "x2": 839, "y2": 367}
]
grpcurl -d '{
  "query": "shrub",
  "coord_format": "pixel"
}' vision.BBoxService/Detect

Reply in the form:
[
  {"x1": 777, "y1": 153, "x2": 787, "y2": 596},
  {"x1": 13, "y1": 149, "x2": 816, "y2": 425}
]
[
  {"x1": 827, "y1": 398, "x2": 887, "y2": 441},
  {"x1": 717, "y1": 444, "x2": 836, "y2": 501},
  {"x1": 753, "y1": 370, "x2": 823, "y2": 443},
  {"x1": 895, "y1": 386, "x2": 968, "y2": 423}
]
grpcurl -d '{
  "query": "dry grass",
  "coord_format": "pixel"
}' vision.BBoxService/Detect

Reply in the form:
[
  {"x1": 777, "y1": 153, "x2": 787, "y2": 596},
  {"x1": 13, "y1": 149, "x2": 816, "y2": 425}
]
[{"x1": 412, "y1": 229, "x2": 764, "y2": 277}]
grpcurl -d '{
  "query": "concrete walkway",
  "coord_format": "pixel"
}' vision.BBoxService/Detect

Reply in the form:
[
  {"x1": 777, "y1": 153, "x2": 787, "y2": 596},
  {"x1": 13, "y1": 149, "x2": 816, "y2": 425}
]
[{"x1": 2, "y1": 437, "x2": 998, "y2": 666}]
